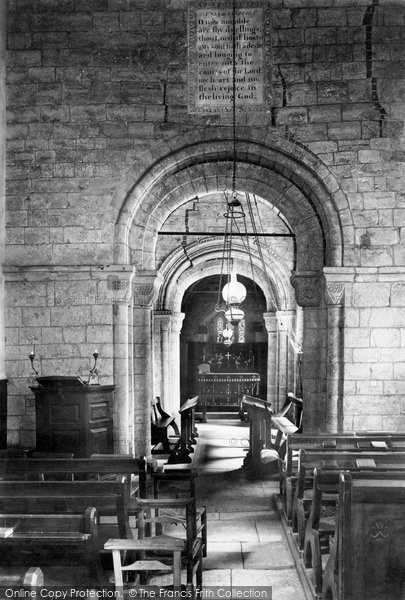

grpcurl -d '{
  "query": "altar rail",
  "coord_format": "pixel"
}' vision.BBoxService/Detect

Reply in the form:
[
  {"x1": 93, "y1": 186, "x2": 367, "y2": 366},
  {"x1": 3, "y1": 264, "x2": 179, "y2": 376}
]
[{"x1": 197, "y1": 372, "x2": 260, "y2": 422}]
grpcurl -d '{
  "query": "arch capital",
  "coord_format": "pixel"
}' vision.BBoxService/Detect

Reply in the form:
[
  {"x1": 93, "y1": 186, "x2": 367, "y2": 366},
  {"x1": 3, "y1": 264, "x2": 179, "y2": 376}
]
[
  {"x1": 132, "y1": 271, "x2": 163, "y2": 308},
  {"x1": 154, "y1": 310, "x2": 172, "y2": 332},
  {"x1": 290, "y1": 271, "x2": 323, "y2": 308},
  {"x1": 96, "y1": 265, "x2": 136, "y2": 305},
  {"x1": 170, "y1": 312, "x2": 185, "y2": 334},
  {"x1": 323, "y1": 267, "x2": 355, "y2": 306},
  {"x1": 263, "y1": 311, "x2": 277, "y2": 333}
]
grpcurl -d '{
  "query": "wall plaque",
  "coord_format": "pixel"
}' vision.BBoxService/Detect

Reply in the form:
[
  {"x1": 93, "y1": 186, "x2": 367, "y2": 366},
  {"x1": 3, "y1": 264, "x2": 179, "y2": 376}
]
[{"x1": 188, "y1": 0, "x2": 271, "y2": 114}]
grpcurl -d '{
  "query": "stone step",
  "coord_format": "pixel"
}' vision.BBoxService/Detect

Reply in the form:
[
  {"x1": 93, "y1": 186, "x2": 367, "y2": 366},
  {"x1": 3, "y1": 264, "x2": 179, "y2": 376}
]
[{"x1": 197, "y1": 411, "x2": 243, "y2": 420}]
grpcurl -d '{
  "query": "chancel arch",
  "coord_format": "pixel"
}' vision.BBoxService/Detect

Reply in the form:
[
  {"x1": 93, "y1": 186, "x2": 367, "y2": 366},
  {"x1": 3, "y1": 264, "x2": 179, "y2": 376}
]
[
  {"x1": 114, "y1": 132, "x2": 350, "y2": 269},
  {"x1": 114, "y1": 135, "x2": 351, "y2": 454},
  {"x1": 152, "y1": 238, "x2": 298, "y2": 415}
]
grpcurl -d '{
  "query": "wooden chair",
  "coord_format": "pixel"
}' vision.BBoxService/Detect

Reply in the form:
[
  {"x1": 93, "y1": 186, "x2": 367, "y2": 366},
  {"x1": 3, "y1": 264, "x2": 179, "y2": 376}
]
[
  {"x1": 105, "y1": 497, "x2": 203, "y2": 592},
  {"x1": 152, "y1": 467, "x2": 207, "y2": 557},
  {"x1": 104, "y1": 537, "x2": 184, "y2": 592}
]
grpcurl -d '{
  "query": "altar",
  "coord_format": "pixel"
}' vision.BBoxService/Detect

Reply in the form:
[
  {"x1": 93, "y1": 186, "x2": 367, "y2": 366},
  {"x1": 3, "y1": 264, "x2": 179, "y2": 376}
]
[{"x1": 197, "y1": 372, "x2": 260, "y2": 422}]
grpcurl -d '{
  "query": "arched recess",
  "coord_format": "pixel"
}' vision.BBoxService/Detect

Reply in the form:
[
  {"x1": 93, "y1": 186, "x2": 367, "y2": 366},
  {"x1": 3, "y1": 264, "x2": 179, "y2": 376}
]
[
  {"x1": 153, "y1": 242, "x2": 295, "y2": 414},
  {"x1": 115, "y1": 133, "x2": 353, "y2": 456}
]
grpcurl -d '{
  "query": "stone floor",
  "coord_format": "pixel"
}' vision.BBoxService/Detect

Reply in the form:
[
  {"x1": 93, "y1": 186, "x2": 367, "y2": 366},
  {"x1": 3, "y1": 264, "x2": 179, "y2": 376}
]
[{"x1": 170, "y1": 418, "x2": 309, "y2": 600}]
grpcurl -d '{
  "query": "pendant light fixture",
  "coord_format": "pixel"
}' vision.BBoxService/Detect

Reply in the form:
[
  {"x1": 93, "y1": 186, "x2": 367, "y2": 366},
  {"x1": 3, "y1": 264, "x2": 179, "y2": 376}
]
[{"x1": 214, "y1": 0, "x2": 247, "y2": 343}]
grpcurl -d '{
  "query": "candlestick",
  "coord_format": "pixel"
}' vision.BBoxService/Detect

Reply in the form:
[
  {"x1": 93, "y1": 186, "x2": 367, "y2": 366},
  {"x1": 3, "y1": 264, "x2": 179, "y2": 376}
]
[
  {"x1": 28, "y1": 351, "x2": 39, "y2": 375},
  {"x1": 88, "y1": 349, "x2": 100, "y2": 385}
]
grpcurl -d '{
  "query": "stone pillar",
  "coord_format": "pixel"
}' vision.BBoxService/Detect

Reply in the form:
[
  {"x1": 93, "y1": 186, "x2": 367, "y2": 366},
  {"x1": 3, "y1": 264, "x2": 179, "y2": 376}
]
[
  {"x1": 106, "y1": 268, "x2": 135, "y2": 454},
  {"x1": 0, "y1": 0, "x2": 6, "y2": 382},
  {"x1": 290, "y1": 271, "x2": 324, "y2": 433},
  {"x1": 153, "y1": 311, "x2": 172, "y2": 411},
  {"x1": 276, "y1": 310, "x2": 295, "y2": 409},
  {"x1": 127, "y1": 299, "x2": 134, "y2": 454},
  {"x1": 294, "y1": 307, "x2": 304, "y2": 397},
  {"x1": 132, "y1": 273, "x2": 161, "y2": 458},
  {"x1": 168, "y1": 312, "x2": 185, "y2": 416},
  {"x1": 113, "y1": 302, "x2": 130, "y2": 453},
  {"x1": 263, "y1": 312, "x2": 277, "y2": 405},
  {"x1": 324, "y1": 269, "x2": 349, "y2": 432}
]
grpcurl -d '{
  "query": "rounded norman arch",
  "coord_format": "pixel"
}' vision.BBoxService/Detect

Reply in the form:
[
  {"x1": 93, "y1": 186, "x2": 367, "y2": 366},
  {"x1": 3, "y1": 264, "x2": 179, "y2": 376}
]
[
  {"x1": 114, "y1": 131, "x2": 350, "y2": 271},
  {"x1": 156, "y1": 236, "x2": 295, "y2": 313}
]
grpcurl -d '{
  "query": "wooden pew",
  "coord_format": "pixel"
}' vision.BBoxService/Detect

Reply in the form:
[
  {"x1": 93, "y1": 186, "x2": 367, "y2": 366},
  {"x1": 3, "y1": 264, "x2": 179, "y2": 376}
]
[
  {"x1": 242, "y1": 393, "x2": 302, "y2": 477},
  {"x1": 322, "y1": 471, "x2": 405, "y2": 600},
  {"x1": 242, "y1": 395, "x2": 274, "y2": 476},
  {"x1": 0, "y1": 501, "x2": 101, "y2": 583},
  {"x1": 0, "y1": 567, "x2": 44, "y2": 588},
  {"x1": 0, "y1": 479, "x2": 132, "y2": 536},
  {"x1": 283, "y1": 432, "x2": 398, "y2": 523},
  {"x1": 151, "y1": 396, "x2": 180, "y2": 454},
  {"x1": 302, "y1": 467, "x2": 338, "y2": 595},
  {"x1": 272, "y1": 394, "x2": 303, "y2": 456},
  {"x1": 167, "y1": 396, "x2": 198, "y2": 464},
  {"x1": 0, "y1": 456, "x2": 148, "y2": 505},
  {"x1": 293, "y1": 449, "x2": 405, "y2": 551},
  {"x1": 304, "y1": 468, "x2": 405, "y2": 596},
  {"x1": 0, "y1": 480, "x2": 134, "y2": 584}
]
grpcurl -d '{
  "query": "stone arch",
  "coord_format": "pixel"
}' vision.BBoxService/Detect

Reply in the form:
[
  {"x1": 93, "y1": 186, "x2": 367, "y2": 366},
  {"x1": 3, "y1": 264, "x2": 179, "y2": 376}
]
[
  {"x1": 152, "y1": 239, "x2": 295, "y2": 412},
  {"x1": 117, "y1": 132, "x2": 352, "y2": 452},
  {"x1": 156, "y1": 236, "x2": 295, "y2": 313},
  {"x1": 114, "y1": 129, "x2": 351, "y2": 270}
]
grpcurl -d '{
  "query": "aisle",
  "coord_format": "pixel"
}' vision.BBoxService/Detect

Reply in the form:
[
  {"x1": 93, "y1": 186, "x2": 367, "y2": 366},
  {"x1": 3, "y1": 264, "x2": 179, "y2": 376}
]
[{"x1": 192, "y1": 419, "x2": 309, "y2": 600}]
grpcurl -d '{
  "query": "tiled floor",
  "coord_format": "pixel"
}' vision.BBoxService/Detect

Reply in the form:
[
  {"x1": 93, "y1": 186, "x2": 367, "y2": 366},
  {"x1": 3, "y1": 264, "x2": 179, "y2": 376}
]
[{"x1": 186, "y1": 419, "x2": 309, "y2": 600}]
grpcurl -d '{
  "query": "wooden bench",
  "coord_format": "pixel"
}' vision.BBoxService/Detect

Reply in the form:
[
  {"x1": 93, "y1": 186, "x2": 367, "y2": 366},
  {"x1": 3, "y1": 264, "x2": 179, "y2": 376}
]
[
  {"x1": 293, "y1": 449, "x2": 405, "y2": 551},
  {"x1": 242, "y1": 395, "x2": 273, "y2": 476},
  {"x1": 0, "y1": 479, "x2": 135, "y2": 584},
  {"x1": 0, "y1": 456, "x2": 148, "y2": 505},
  {"x1": 0, "y1": 502, "x2": 101, "y2": 583},
  {"x1": 304, "y1": 468, "x2": 405, "y2": 596},
  {"x1": 354, "y1": 431, "x2": 405, "y2": 450},
  {"x1": 167, "y1": 396, "x2": 198, "y2": 464},
  {"x1": 242, "y1": 393, "x2": 302, "y2": 478},
  {"x1": 0, "y1": 479, "x2": 132, "y2": 537},
  {"x1": 322, "y1": 471, "x2": 405, "y2": 600},
  {"x1": 151, "y1": 397, "x2": 180, "y2": 454},
  {"x1": 0, "y1": 567, "x2": 44, "y2": 588},
  {"x1": 283, "y1": 432, "x2": 401, "y2": 523}
]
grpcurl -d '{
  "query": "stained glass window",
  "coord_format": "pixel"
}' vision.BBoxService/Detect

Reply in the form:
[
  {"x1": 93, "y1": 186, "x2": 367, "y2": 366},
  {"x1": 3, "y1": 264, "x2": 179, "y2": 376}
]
[
  {"x1": 238, "y1": 319, "x2": 245, "y2": 343},
  {"x1": 216, "y1": 316, "x2": 224, "y2": 342}
]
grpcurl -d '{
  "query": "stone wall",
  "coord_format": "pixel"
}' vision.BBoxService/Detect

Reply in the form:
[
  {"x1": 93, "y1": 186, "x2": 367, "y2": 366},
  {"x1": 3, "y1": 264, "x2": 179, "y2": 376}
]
[{"x1": 4, "y1": 0, "x2": 405, "y2": 442}]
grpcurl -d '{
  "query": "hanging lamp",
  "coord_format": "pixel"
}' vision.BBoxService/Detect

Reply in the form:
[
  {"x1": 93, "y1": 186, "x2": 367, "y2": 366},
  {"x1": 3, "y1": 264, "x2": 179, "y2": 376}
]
[{"x1": 214, "y1": 0, "x2": 247, "y2": 341}]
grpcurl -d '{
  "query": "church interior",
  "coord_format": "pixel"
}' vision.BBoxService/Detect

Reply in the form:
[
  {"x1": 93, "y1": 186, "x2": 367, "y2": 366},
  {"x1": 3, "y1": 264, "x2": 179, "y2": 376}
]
[{"x1": 0, "y1": 0, "x2": 405, "y2": 598}]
